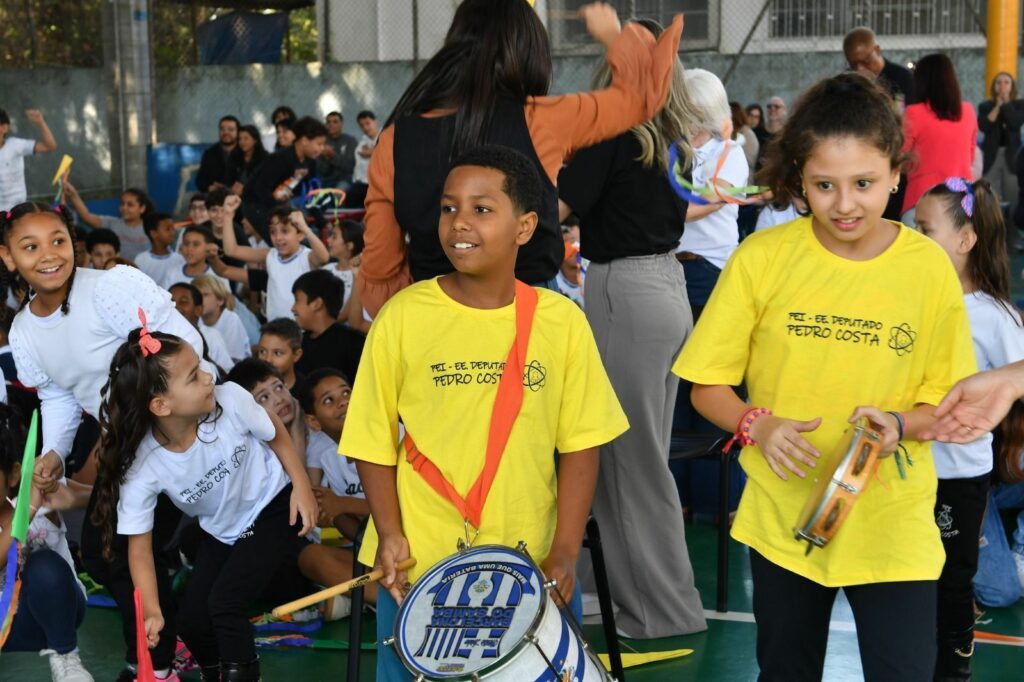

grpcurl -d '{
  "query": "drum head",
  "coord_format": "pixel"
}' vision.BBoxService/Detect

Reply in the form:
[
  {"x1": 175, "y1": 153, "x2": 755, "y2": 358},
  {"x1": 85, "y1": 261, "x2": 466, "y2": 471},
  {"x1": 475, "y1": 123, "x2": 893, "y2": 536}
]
[{"x1": 394, "y1": 545, "x2": 546, "y2": 679}]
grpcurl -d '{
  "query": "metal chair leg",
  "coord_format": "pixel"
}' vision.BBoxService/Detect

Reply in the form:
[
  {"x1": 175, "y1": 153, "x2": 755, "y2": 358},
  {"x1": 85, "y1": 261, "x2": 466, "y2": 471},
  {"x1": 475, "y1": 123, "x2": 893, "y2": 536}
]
[
  {"x1": 347, "y1": 518, "x2": 370, "y2": 682},
  {"x1": 716, "y1": 447, "x2": 730, "y2": 612},
  {"x1": 586, "y1": 516, "x2": 625, "y2": 681}
]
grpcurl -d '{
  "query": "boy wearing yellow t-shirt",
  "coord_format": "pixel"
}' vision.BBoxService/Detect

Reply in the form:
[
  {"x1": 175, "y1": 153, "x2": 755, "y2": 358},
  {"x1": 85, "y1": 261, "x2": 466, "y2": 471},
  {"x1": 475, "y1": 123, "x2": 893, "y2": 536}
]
[{"x1": 339, "y1": 145, "x2": 628, "y2": 681}]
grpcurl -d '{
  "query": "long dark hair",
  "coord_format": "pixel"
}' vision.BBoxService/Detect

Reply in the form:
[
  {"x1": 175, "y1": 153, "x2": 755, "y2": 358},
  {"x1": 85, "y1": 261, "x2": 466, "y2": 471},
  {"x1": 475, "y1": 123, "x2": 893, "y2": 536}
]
[
  {"x1": 912, "y1": 53, "x2": 962, "y2": 121},
  {"x1": 0, "y1": 201, "x2": 78, "y2": 314},
  {"x1": 92, "y1": 330, "x2": 219, "y2": 560},
  {"x1": 123, "y1": 188, "x2": 156, "y2": 219},
  {"x1": 759, "y1": 73, "x2": 905, "y2": 213},
  {"x1": 385, "y1": 0, "x2": 551, "y2": 158},
  {"x1": 923, "y1": 179, "x2": 1024, "y2": 481}
]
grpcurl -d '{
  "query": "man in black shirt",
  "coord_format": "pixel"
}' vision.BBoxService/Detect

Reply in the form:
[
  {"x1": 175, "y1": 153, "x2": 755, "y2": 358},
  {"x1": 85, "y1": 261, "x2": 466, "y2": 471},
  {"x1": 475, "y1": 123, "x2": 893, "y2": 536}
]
[
  {"x1": 196, "y1": 115, "x2": 239, "y2": 192},
  {"x1": 843, "y1": 27, "x2": 914, "y2": 105},
  {"x1": 242, "y1": 116, "x2": 328, "y2": 241},
  {"x1": 290, "y1": 270, "x2": 365, "y2": 384},
  {"x1": 318, "y1": 111, "x2": 358, "y2": 190}
]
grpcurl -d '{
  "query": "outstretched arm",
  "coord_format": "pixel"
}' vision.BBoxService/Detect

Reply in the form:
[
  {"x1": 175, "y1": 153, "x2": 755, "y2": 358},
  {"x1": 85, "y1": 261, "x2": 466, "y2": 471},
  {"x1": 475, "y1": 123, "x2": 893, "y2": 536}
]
[
  {"x1": 26, "y1": 109, "x2": 56, "y2": 153},
  {"x1": 62, "y1": 180, "x2": 102, "y2": 229},
  {"x1": 291, "y1": 211, "x2": 330, "y2": 267},
  {"x1": 221, "y1": 195, "x2": 270, "y2": 264}
]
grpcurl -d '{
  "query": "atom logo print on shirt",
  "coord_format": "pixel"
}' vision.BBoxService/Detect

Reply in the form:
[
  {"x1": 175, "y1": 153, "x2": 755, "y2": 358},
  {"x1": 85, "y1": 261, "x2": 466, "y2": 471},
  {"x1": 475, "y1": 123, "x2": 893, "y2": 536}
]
[
  {"x1": 428, "y1": 359, "x2": 548, "y2": 391},
  {"x1": 785, "y1": 311, "x2": 918, "y2": 356}
]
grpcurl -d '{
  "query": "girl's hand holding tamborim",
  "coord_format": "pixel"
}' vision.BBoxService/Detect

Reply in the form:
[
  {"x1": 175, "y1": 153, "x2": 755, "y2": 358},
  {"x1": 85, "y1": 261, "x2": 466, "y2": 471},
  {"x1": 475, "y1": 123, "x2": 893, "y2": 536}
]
[
  {"x1": 848, "y1": 406, "x2": 901, "y2": 455},
  {"x1": 748, "y1": 415, "x2": 822, "y2": 481}
]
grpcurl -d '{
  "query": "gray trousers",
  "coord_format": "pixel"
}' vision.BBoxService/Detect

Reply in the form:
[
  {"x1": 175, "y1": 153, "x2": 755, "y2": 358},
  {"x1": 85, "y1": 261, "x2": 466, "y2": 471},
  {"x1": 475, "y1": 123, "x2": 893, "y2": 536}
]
[
  {"x1": 984, "y1": 152, "x2": 1017, "y2": 212},
  {"x1": 584, "y1": 253, "x2": 707, "y2": 638}
]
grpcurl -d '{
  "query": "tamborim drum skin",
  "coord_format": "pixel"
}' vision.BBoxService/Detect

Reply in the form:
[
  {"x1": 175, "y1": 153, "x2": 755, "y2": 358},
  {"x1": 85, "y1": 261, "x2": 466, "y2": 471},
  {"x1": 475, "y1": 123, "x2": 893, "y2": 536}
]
[
  {"x1": 393, "y1": 545, "x2": 608, "y2": 681},
  {"x1": 793, "y1": 418, "x2": 883, "y2": 553}
]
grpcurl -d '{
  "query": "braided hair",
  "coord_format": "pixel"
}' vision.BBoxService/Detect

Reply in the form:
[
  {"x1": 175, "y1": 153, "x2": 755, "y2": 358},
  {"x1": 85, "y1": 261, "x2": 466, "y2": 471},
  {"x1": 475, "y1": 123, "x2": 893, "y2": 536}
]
[{"x1": 0, "y1": 202, "x2": 78, "y2": 315}]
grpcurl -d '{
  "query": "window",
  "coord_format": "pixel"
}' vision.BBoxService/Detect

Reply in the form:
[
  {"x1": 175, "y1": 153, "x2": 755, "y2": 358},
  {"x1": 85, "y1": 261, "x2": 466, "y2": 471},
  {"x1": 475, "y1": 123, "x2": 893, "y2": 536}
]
[
  {"x1": 547, "y1": 0, "x2": 714, "y2": 52},
  {"x1": 768, "y1": 0, "x2": 986, "y2": 40}
]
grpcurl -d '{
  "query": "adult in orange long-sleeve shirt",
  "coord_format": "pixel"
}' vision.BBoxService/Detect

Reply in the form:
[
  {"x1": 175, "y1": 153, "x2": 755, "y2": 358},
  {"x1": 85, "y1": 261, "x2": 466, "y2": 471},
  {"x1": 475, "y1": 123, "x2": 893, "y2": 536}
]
[{"x1": 356, "y1": 0, "x2": 685, "y2": 318}]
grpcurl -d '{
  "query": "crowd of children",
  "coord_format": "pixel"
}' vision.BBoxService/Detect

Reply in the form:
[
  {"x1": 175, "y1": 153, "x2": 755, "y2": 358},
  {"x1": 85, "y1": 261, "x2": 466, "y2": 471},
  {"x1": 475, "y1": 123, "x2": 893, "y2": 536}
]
[{"x1": 2, "y1": 2, "x2": 1024, "y2": 682}]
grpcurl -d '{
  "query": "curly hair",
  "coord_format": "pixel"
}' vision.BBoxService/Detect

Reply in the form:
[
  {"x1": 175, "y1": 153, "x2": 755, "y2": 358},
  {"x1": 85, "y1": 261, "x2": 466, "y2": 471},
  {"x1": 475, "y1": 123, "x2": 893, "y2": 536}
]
[
  {"x1": 758, "y1": 73, "x2": 906, "y2": 213},
  {"x1": 91, "y1": 330, "x2": 220, "y2": 560},
  {"x1": 0, "y1": 201, "x2": 78, "y2": 314}
]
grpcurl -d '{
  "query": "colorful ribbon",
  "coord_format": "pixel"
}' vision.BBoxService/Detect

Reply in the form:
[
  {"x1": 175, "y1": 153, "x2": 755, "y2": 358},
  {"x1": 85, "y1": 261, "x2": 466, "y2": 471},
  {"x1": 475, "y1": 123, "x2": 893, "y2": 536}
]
[
  {"x1": 942, "y1": 177, "x2": 974, "y2": 218},
  {"x1": 667, "y1": 139, "x2": 769, "y2": 207},
  {"x1": 0, "y1": 410, "x2": 39, "y2": 651},
  {"x1": 138, "y1": 308, "x2": 162, "y2": 358}
]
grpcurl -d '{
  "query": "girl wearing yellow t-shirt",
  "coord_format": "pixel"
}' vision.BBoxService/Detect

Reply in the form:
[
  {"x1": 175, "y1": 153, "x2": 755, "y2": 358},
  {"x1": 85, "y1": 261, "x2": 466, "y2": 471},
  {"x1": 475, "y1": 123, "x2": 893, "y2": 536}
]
[{"x1": 674, "y1": 73, "x2": 977, "y2": 681}]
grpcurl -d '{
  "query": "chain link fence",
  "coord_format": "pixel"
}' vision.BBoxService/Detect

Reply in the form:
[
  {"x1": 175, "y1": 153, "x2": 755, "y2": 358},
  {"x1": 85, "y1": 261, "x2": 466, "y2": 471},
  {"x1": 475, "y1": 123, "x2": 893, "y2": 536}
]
[{"x1": 0, "y1": 0, "x2": 1011, "y2": 207}]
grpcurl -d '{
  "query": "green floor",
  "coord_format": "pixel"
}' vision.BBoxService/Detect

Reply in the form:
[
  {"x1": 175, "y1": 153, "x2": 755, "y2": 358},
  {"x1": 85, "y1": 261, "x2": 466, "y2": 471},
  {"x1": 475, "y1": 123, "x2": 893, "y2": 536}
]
[{"x1": 1, "y1": 521, "x2": 1023, "y2": 681}]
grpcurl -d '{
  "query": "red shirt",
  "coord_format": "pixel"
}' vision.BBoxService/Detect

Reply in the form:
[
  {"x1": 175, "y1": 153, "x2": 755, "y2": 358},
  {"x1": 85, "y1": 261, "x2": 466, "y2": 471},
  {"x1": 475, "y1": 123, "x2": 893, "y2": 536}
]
[{"x1": 902, "y1": 102, "x2": 978, "y2": 213}]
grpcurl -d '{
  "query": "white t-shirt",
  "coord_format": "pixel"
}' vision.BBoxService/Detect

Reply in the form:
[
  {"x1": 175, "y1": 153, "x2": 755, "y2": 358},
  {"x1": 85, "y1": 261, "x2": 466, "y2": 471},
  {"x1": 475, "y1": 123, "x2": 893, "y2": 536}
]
[
  {"x1": 755, "y1": 204, "x2": 801, "y2": 232},
  {"x1": 117, "y1": 382, "x2": 290, "y2": 545},
  {"x1": 933, "y1": 292, "x2": 1024, "y2": 479},
  {"x1": 307, "y1": 430, "x2": 364, "y2": 498},
  {"x1": 0, "y1": 137, "x2": 36, "y2": 211},
  {"x1": 555, "y1": 271, "x2": 584, "y2": 307},
  {"x1": 10, "y1": 266, "x2": 206, "y2": 458},
  {"x1": 177, "y1": 263, "x2": 233, "y2": 293},
  {"x1": 98, "y1": 215, "x2": 150, "y2": 261},
  {"x1": 266, "y1": 245, "x2": 312, "y2": 322},
  {"x1": 321, "y1": 264, "x2": 354, "y2": 312},
  {"x1": 201, "y1": 308, "x2": 251, "y2": 363},
  {"x1": 135, "y1": 250, "x2": 188, "y2": 290},
  {"x1": 201, "y1": 325, "x2": 235, "y2": 376},
  {"x1": 353, "y1": 134, "x2": 376, "y2": 184},
  {"x1": 676, "y1": 138, "x2": 749, "y2": 269},
  {"x1": 0, "y1": 502, "x2": 85, "y2": 599}
]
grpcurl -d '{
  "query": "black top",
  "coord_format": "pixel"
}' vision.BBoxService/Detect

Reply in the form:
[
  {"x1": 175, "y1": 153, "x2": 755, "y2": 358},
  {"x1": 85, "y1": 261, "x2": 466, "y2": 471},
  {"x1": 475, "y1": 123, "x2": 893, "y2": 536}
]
[
  {"x1": 878, "y1": 58, "x2": 914, "y2": 104},
  {"x1": 392, "y1": 99, "x2": 562, "y2": 284},
  {"x1": 979, "y1": 99, "x2": 1024, "y2": 173},
  {"x1": 559, "y1": 133, "x2": 688, "y2": 263},
  {"x1": 296, "y1": 322, "x2": 365, "y2": 385},
  {"x1": 318, "y1": 133, "x2": 358, "y2": 185},
  {"x1": 196, "y1": 144, "x2": 235, "y2": 192},
  {"x1": 228, "y1": 147, "x2": 270, "y2": 188},
  {"x1": 243, "y1": 147, "x2": 316, "y2": 208}
]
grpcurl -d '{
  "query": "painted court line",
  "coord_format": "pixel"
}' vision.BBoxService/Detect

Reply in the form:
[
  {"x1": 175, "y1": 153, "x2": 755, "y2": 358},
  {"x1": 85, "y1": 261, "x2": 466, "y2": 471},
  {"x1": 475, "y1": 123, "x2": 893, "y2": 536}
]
[{"x1": 703, "y1": 611, "x2": 1024, "y2": 646}]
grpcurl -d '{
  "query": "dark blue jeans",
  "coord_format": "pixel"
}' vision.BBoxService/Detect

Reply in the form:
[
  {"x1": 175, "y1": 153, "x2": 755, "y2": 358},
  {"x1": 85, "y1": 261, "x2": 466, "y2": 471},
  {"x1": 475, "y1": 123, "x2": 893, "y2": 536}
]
[
  {"x1": 680, "y1": 257, "x2": 722, "y2": 320},
  {"x1": 2, "y1": 549, "x2": 86, "y2": 654}
]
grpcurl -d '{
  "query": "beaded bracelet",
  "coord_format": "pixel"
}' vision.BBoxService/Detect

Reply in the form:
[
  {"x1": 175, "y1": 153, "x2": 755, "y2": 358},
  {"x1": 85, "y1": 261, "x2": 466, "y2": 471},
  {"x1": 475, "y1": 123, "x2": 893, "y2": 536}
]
[{"x1": 723, "y1": 407, "x2": 772, "y2": 452}]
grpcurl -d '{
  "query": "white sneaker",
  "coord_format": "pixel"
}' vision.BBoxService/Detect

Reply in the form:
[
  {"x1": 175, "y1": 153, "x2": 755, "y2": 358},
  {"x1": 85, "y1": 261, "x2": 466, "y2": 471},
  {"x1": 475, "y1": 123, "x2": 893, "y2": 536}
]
[
  {"x1": 1012, "y1": 545, "x2": 1024, "y2": 592},
  {"x1": 322, "y1": 594, "x2": 352, "y2": 621},
  {"x1": 40, "y1": 649, "x2": 94, "y2": 682}
]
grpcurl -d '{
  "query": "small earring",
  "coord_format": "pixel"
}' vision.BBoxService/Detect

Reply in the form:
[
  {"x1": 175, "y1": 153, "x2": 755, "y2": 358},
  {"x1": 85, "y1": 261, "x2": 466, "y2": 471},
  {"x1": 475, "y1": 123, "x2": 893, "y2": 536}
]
[
  {"x1": 801, "y1": 187, "x2": 807, "y2": 197},
  {"x1": 890, "y1": 186, "x2": 899, "y2": 194}
]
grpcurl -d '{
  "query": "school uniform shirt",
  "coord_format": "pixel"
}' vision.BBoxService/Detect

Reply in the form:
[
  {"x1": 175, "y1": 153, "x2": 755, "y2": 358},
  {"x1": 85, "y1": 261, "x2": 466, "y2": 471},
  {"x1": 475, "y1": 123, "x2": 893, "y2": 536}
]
[
  {"x1": 339, "y1": 278, "x2": 629, "y2": 582},
  {"x1": 0, "y1": 501, "x2": 85, "y2": 599},
  {"x1": 118, "y1": 382, "x2": 289, "y2": 544},
  {"x1": 266, "y1": 245, "x2": 313, "y2": 321},
  {"x1": 555, "y1": 271, "x2": 584, "y2": 307},
  {"x1": 673, "y1": 217, "x2": 976, "y2": 586},
  {"x1": 10, "y1": 266, "x2": 206, "y2": 460},
  {"x1": 295, "y1": 322, "x2": 365, "y2": 384},
  {"x1": 177, "y1": 263, "x2": 233, "y2": 293},
  {"x1": 201, "y1": 324, "x2": 236, "y2": 376},
  {"x1": 676, "y1": 138, "x2": 749, "y2": 269},
  {"x1": 321, "y1": 264, "x2": 354, "y2": 312},
  {"x1": 98, "y1": 215, "x2": 150, "y2": 261},
  {"x1": 135, "y1": 249, "x2": 188, "y2": 290},
  {"x1": 0, "y1": 136, "x2": 36, "y2": 211},
  {"x1": 932, "y1": 292, "x2": 1024, "y2": 479},
  {"x1": 201, "y1": 308, "x2": 250, "y2": 363},
  {"x1": 307, "y1": 429, "x2": 364, "y2": 498}
]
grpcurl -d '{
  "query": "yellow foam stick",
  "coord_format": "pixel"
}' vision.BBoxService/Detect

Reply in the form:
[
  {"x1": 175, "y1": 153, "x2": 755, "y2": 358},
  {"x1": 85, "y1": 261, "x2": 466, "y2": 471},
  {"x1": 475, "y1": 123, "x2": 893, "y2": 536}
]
[
  {"x1": 598, "y1": 649, "x2": 693, "y2": 669},
  {"x1": 50, "y1": 155, "x2": 73, "y2": 185}
]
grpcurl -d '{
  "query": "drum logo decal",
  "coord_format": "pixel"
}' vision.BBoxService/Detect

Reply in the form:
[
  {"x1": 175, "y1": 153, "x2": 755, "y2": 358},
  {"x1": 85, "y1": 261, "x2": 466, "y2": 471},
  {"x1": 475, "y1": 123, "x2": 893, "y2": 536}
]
[{"x1": 412, "y1": 561, "x2": 538, "y2": 667}]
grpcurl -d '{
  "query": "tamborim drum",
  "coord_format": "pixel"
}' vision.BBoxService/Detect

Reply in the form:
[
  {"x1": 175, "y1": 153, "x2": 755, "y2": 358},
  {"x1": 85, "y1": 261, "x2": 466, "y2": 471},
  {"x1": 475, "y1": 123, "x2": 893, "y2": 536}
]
[
  {"x1": 392, "y1": 544, "x2": 609, "y2": 681},
  {"x1": 794, "y1": 418, "x2": 883, "y2": 552}
]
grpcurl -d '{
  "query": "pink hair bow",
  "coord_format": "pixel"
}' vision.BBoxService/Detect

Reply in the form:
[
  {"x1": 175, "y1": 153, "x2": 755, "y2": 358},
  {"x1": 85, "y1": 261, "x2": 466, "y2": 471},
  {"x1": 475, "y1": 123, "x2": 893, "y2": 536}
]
[{"x1": 137, "y1": 307, "x2": 162, "y2": 357}]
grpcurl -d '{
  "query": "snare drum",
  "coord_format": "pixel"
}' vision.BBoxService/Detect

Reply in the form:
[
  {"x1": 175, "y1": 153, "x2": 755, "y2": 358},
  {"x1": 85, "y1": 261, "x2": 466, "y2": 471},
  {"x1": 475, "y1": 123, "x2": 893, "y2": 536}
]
[
  {"x1": 794, "y1": 418, "x2": 883, "y2": 552},
  {"x1": 392, "y1": 544, "x2": 609, "y2": 681}
]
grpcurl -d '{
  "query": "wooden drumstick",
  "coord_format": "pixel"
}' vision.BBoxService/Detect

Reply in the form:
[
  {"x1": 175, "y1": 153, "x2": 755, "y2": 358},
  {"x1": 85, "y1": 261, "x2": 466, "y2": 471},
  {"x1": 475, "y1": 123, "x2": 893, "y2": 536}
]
[{"x1": 272, "y1": 558, "x2": 417, "y2": 617}]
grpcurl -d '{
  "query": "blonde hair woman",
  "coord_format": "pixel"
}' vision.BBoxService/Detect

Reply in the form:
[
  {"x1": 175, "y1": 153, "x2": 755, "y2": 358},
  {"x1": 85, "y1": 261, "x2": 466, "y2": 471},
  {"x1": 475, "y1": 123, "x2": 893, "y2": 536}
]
[
  {"x1": 192, "y1": 274, "x2": 252, "y2": 363},
  {"x1": 556, "y1": 17, "x2": 707, "y2": 640}
]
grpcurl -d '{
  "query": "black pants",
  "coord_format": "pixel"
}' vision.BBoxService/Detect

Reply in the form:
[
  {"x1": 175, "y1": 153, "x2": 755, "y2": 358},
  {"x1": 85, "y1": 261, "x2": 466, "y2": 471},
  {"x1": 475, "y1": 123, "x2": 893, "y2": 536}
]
[
  {"x1": 750, "y1": 549, "x2": 937, "y2": 681},
  {"x1": 81, "y1": 487, "x2": 182, "y2": 669},
  {"x1": 177, "y1": 485, "x2": 307, "y2": 665},
  {"x1": 935, "y1": 476, "x2": 989, "y2": 658}
]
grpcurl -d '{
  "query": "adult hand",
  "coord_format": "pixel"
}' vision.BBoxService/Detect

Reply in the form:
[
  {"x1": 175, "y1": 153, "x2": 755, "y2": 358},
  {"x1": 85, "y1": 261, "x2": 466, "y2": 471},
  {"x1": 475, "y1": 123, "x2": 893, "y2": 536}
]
[
  {"x1": 921, "y1": 366, "x2": 1024, "y2": 443},
  {"x1": 579, "y1": 3, "x2": 622, "y2": 48},
  {"x1": 376, "y1": 531, "x2": 412, "y2": 604},
  {"x1": 748, "y1": 414, "x2": 822, "y2": 481},
  {"x1": 848, "y1": 406, "x2": 900, "y2": 455}
]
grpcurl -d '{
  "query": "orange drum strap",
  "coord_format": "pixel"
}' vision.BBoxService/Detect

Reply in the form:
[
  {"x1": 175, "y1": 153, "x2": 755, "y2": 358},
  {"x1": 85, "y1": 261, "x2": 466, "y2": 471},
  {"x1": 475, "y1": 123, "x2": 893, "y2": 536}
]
[{"x1": 404, "y1": 280, "x2": 539, "y2": 530}]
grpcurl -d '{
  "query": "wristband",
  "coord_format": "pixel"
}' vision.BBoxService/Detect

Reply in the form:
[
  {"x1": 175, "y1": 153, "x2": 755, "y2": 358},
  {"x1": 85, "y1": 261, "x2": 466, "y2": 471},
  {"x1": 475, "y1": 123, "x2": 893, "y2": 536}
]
[
  {"x1": 723, "y1": 407, "x2": 772, "y2": 452},
  {"x1": 886, "y1": 411, "x2": 905, "y2": 441}
]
